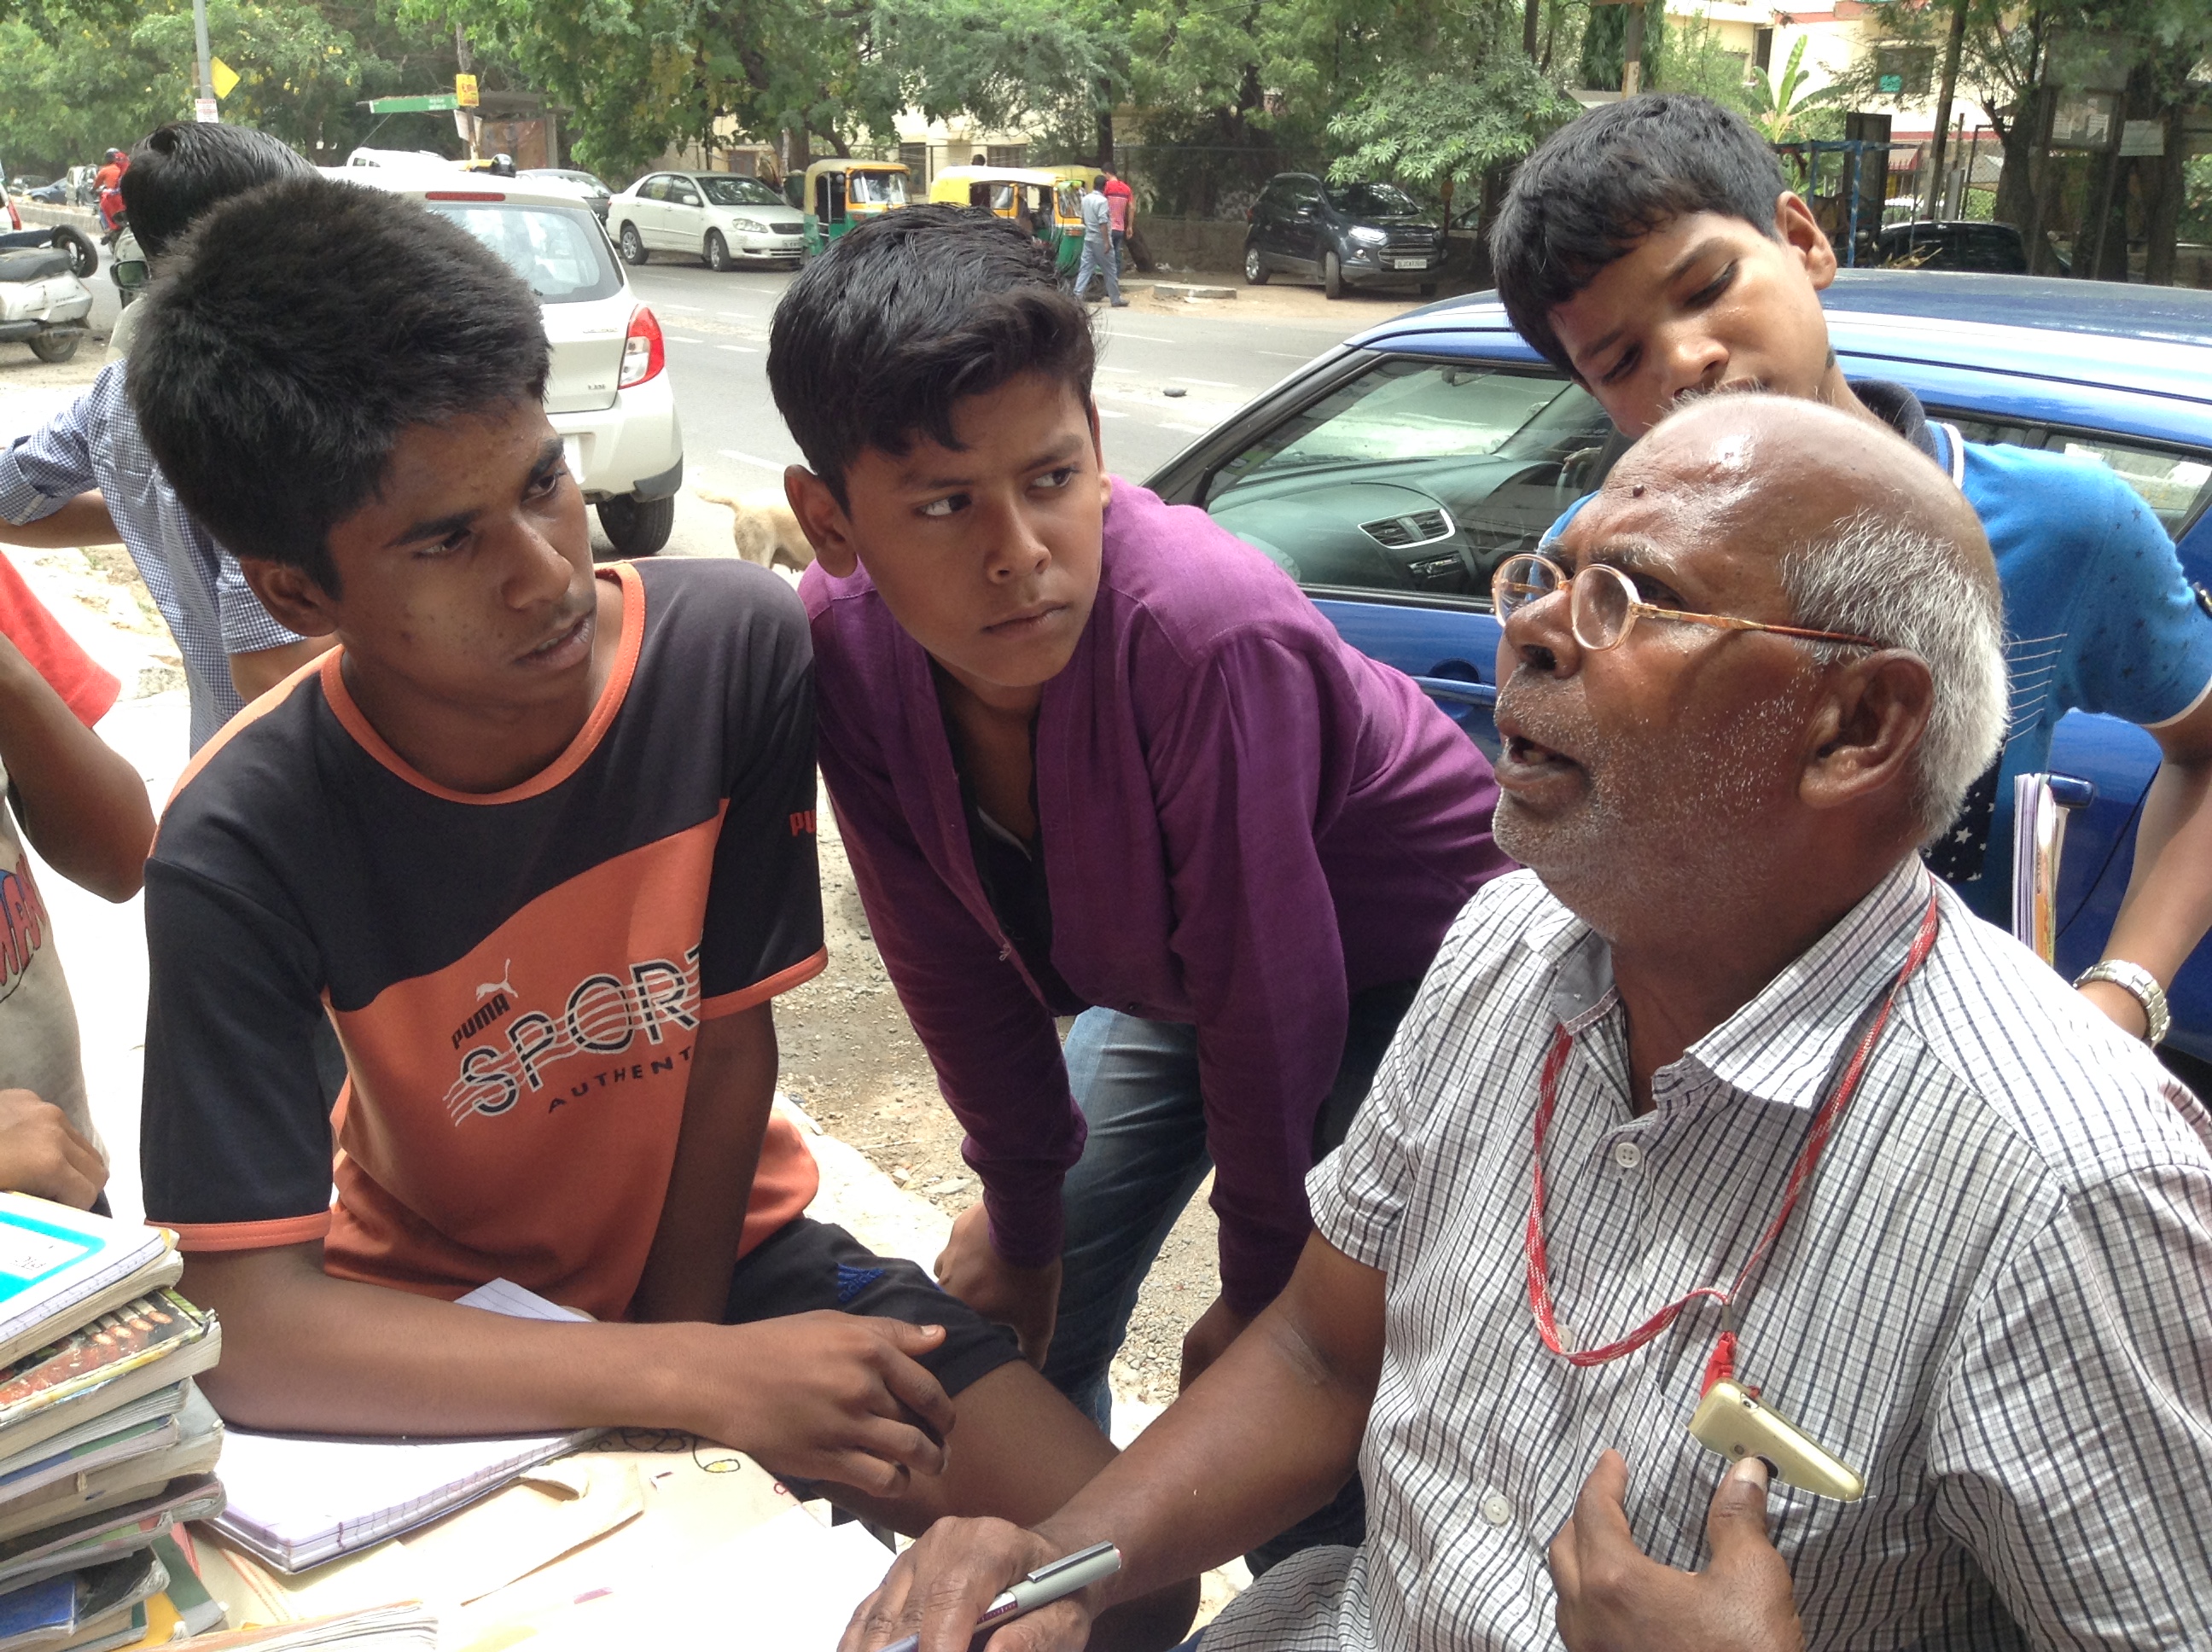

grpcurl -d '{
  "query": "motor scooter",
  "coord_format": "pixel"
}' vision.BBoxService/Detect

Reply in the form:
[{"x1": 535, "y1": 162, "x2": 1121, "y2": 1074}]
[{"x1": 0, "y1": 231, "x2": 94, "y2": 363}]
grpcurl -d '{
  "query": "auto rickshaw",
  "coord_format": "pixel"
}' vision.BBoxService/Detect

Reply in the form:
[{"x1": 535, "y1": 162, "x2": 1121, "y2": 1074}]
[
  {"x1": 927, "y1": 165, "x2": 1086, "y2": 281},
  {"x1": 802, "y1": 159, "x2": 910, "y2": 254}
]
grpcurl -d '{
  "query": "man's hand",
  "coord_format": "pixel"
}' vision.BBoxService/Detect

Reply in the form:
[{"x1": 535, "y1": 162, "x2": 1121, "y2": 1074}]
[
  {"x1": 1179, "y1": 1294, "x2": 1252, "y2": 1390},
  {"x1": 0, "y1": 1090, "x2": 105, "y2": 1209},
  {"x1": 840, "y1": 1518, "x2": 1088, "y2": 1652},
  {"x1": 1551, "y1": 1451, "x2": 1803, "y2": 1652},
  {"x1": 935, "y1": 1202, "x2": 1062, "y2": 1367},
  {"x1": 696, "y1": 1312, "x2": 959, "y2": 1497}
]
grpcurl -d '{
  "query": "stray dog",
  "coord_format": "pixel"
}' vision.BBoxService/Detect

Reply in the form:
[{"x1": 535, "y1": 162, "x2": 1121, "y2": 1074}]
[{"x1": 696, "y1": 487, "x2": 815, "y2": 573}]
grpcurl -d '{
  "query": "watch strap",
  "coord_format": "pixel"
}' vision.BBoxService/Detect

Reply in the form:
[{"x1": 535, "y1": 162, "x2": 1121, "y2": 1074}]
[{"x1": 2074, "y1": 959, "x2": 2171, "y2": 1045}]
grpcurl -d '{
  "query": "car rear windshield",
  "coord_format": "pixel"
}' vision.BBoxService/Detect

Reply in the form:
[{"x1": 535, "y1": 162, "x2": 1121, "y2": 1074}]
[
  {"x1": 426, "y1": 201, "x2": 623, "y2": 304},
  {"x1": 847, "y1": 171, "x2": 907, "y2": 206},
  {"x1": 701, "y1": 177, "x2": 783, "y2": 208}
]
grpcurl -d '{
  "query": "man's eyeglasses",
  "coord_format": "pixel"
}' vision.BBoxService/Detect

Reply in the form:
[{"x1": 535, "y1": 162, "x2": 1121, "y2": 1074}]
[{"x1": 1490, "y1": 552, "x2": 1881, "y2": 654}]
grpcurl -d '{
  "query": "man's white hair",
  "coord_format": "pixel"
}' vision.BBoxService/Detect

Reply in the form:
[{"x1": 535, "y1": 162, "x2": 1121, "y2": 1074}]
[{"x1": 1778, "y1": 512, "x2": 2007, "y2": 842}]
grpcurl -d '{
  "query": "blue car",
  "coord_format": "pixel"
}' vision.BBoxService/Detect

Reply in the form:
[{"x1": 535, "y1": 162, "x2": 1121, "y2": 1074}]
[{"x1": 1144, "y1": 271, "x2": 2212, "y2": 1074}]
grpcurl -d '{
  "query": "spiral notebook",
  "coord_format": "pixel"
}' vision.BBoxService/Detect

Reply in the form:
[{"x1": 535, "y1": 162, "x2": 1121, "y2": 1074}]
[{"x1": 209, "y1": 1283, "x2": 600, "y2": 1573}]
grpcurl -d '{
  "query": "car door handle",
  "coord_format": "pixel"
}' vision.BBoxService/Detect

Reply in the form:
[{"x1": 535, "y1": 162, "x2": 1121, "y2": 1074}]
[{"x1": 1410, "y1": 676, "x2": 1496, "y2": 709}]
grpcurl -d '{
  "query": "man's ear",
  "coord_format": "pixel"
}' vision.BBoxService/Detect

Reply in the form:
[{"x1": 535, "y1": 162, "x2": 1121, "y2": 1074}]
[
  {"x1": 239, "y1": 559, "x2": 341, "y2": 640},
  {"x1": 1799, "y1": 650, "x2": 1934, "y2": 814},
  {"x1": 783, "y1": 466, "x2": 861, "y2": 579},
  {"x1": 1774, "y1": 191, "x2": 1839, "y2": 292}
]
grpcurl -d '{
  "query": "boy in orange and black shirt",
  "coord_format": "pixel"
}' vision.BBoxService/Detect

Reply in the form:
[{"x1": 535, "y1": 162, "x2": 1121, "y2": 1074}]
[{"x1": 127, "y1": 178, "x2": 1196, "y2": 1626}]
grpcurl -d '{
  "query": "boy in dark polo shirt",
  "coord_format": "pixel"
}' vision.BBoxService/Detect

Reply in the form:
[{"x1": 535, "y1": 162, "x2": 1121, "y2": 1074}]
[
  {"x1": 772, "y1": 207, "x2": 1509, "y2": 1563},
  {"x1": 126, "y1": 180, "x2": 1201, "y2": 1626},
  {"x1": 1491, "y1": 94, "x2": 2212, "y2": 1055}
]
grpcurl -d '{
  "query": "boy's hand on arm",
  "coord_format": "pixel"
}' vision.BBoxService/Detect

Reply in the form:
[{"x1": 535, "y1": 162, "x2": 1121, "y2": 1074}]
[
  {"x1": 1178, "y1": 1294, "x2": 1250, "y2": 1389},
  {"x1": 935, "y1": 1201, "x2": 1061, "y2": 1367},
  {"x1": 0, "y1": 632, "x2": 151, "y2": 900},
  {"x1": 184, "y1": 1242, "x2": 961, "y2": 1492},
  {"x1": 1551, "y1": 1452, "x2": 1802, "y2": 1652},
  {"x1": 2093, "y1": 695, "x2": 2212, "y2": 1035},
  {"x1": 0, "y1": 1090, "x2": 105, "y2": 1208},
  {"x1": 631, "y1": 1004, "x2": 778, "y2": 1325},
  {"x1": 0, "y1": 494, "x2": 119, "y2": 550}
]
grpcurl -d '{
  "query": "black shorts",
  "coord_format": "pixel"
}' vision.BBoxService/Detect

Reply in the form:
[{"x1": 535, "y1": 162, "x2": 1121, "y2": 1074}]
[{"x1": 723, "y1": 1218, "x2": 1023, "y2": 1398}]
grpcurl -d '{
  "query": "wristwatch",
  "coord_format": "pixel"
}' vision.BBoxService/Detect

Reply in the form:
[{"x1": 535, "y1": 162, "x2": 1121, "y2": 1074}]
[{"x1": 2074, "y1": 959, "x2": 2171, "y2": 1046}]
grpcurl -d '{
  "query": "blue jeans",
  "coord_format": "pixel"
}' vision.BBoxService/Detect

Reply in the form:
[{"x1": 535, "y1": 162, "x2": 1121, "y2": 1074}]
[
  {"x1": 1074, "y1": 233, "x2": 1120, "y2": 301},
  {"x1": 1040, "y1": 984, "x2": 1413, "y2": 1570}
]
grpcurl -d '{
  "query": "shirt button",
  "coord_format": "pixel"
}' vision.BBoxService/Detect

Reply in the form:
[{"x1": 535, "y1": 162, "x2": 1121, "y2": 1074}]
[
  {"x1": 1480, "y1": 1492, "x2": 1513, "y2": 1527},
  {"x1": 1613, "y1": 1141, "x2": 1643, "y2": 1170}
]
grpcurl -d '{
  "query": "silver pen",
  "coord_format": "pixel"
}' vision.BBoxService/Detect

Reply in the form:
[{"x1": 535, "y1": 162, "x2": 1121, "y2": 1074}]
[{"x1": 878, "y1": 1540, "x2": 1122, "y2": 1652}]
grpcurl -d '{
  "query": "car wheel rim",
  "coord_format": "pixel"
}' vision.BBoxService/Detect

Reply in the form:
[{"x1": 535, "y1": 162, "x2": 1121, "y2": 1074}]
[{"x1": 1246, "y1": 248, "x2": 1260, "y2": 279}]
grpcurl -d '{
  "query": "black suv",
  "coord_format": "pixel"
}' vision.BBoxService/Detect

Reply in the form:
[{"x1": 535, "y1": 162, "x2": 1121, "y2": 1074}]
[{"x1": 1243, "y1": 175, "x2": 1445, "y2": 299}]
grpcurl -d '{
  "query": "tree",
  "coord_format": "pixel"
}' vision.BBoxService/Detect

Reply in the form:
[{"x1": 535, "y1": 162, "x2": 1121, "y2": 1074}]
[
  {"x1": 1749, "y1": 33, "x2": 1846, "y2": 144},
  {"x1": 1325, "y1": 59, "x2": 1575, "y2": 219}
]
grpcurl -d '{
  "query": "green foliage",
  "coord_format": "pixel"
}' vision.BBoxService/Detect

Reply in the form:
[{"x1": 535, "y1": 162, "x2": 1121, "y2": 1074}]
[
  {"x1": 1652, "y1": 13, "x2": 1758, "y2": 114},
  {"x1": 1749, "y1": 33, "x2": 1844, "y2": 144},
  {"x1": 0, "y1": 0, "x2": 462, "y2": 178},
  {"x1": 1325, "y1": 59, "x2": 1576, "y2": 191}
]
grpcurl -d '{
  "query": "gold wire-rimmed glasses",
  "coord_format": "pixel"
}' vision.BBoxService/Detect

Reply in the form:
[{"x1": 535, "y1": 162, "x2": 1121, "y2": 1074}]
[{"x1": 1490, "y1": 552, "x2": 1883, "y2": 654}]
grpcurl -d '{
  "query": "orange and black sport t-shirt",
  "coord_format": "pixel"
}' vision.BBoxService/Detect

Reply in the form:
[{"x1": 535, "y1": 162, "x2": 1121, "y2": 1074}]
[{"x1": 140, "y1": 559, "x2": 827, "y2": 1322}]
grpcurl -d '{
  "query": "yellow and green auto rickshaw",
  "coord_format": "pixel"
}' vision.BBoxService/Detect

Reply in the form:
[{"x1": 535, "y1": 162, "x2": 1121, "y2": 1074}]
[
  {"x1": 927, "y1": 166, "x2": 1086, "y2": 281},
  {"x1": 802, "y1": 159, "x2": 910, "y2": 254}
]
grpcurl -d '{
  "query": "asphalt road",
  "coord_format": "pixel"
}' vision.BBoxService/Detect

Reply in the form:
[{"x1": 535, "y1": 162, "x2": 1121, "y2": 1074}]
[{"x1": 619, "y1": 259, "x2": 1364, "y2": 556}]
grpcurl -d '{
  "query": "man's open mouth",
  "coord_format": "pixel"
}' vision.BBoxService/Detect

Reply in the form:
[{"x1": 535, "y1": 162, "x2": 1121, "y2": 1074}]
[{"x1": 524, "y1": 610, "x2": 591, "y2": 660}]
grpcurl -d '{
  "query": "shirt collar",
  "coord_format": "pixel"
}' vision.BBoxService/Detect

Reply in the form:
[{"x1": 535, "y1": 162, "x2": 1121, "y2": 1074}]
[
  {"x1": 1672, "y1": 857, "x2": 1936, "y2": 1112},
  {"x1": 1525, "y1": 857, "x2": 1936, "y2": 1112}
]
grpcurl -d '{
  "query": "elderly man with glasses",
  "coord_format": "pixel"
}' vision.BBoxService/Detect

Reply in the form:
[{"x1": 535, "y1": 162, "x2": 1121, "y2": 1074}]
[{"x1": 840, "y1": 395, "x2": 2212, "y2": 1652}]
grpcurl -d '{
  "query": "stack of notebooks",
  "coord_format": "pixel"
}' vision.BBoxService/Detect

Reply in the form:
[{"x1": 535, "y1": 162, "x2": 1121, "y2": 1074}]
[{"x1": 0, "y1": 1195, "x2": 227, "y2": 1650}]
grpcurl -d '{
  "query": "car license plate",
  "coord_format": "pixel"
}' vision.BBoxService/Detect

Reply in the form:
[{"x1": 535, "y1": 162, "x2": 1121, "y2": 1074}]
[{"x1": 1393, "y1": 257, "x2": 1431, "y2": 270}]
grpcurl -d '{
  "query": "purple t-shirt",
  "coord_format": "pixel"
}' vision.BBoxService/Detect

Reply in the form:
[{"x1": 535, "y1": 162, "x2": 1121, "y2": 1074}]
[{"x1": 802, "y1": 480, "x2": 1509, "y2": 1312}]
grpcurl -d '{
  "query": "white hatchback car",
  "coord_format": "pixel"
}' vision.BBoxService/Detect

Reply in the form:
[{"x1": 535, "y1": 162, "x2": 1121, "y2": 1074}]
[
  {"x1": 608, "y1": 172, "x2": 806, "y2": 270},
  {"x1": 344, "y1": 170, "x2": 684, "y2": 556}
]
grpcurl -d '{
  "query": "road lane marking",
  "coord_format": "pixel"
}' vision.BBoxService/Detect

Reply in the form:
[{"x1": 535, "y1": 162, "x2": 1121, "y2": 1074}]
[
  {"x1": 666, "y1": 334, "x2": 706, "y2": 344},
  {"x1": 717, "y1": 344, "x2": 761, "y2": 354},
  {"x1": 1256, "y1": 350, "x2": 1313, "y2": 359},
  {"x1": 1173, "y1": 377, "x2": 1241, "y2": 387},
  {"x1": 1106, "y1": 330, "x2": 1173, "y2": 342},
  {"x1": 718, "y1": 449, "x2": 793, "y2": 471}
]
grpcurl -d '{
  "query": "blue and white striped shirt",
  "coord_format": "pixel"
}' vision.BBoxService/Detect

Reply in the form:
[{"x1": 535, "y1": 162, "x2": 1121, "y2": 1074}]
[{"x1": 0, "y1": 360, "x2": 299, "y2": 748}]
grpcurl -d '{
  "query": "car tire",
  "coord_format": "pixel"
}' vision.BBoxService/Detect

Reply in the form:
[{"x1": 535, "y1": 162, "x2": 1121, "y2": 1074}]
[
  {"x1": 50, "y1": 227, "x2": 96, "y2": 278},
  {"x1": 705, "y1": 231, "x2": 731, "y2": 272},
  {"x1": 619, "y1": 223, "x2": 648, "y2": 265},
  {"x1": 1324, "y1": 250, "x2": 1344, "y2": 300},
  {"x1": 597, "y1": 492, "x2": 673, "y2": 558},
  {"x1": 1418, "y1": 282, "x2": 1438, "y2": 298},
  {"x1": 1243, "y1": 242, "x2": 1269, "y2": 285},
  {"x1": 27, "y1": 331, "x2": 79, "y2": 364}
]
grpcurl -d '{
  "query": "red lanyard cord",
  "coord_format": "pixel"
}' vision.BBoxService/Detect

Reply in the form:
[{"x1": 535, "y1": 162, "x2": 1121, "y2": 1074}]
[{"x1": 1523, "y1": 892, "x2": 1942, "y2": 1392}]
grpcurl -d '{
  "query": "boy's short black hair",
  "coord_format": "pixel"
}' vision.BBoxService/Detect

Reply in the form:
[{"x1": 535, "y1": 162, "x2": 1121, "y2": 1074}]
[
  {"x1": 1492, "y1": 95, "x2": 1789, "y2": 375},
  {"x1": 128, "y1": 177, "x2": 549, "y2": 594},
  {"x1": 767, "y1": 205, "x2": 1095, "y2": 504},
  {"x1": 119, "y1": 122, "x2": 315, "y2": 261}
]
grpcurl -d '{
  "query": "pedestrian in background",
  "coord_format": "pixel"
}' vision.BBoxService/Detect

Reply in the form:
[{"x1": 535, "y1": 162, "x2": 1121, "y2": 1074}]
[
  {"x1": 1074, "y1": 175, "x2": 1125, "y2": 307},
  {"x1": 1103, "y1": 170, "x2": 1132, "y2": 273}
]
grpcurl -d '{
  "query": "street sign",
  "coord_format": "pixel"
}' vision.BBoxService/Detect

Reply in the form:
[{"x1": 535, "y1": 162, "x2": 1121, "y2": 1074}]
[
  {"x1": 194, "y1": 96, "x2": 219, "y2": 123},
  {"x1": 364, "y1": 93, "x2": 459, "y2": 113},
  {"x1": 209, "y1": 55, "x2": 239, "y2": 99},
  {"x1": 456, "y1": 73, "x2": 480, "y2": 108},
  {"x1": 1878, "y1": 73, "x2": 1904, "y2": 93}
]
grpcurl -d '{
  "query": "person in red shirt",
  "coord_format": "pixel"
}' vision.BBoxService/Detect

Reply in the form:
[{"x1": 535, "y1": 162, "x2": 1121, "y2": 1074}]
[{"x1": 1103, "y1": 171, "x2": 1132, "y2": 269}]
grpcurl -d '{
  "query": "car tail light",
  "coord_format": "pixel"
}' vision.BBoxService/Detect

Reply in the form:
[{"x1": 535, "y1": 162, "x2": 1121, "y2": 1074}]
[
  {"x1": 4, "y1": 195, "x2": 17, "y2": 230},
  {"x1": 620, "y1": 305, "x2": 665, "y2": 387},
  {"x1": 1245, "y1": 206, "x2": 1253, "y2": 222}
]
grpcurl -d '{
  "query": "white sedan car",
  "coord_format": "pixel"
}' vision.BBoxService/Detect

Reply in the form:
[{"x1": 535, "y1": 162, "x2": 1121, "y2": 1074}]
[
  {"x1": 608, "y1": 172, "x2": 806, "y2": 270},
  {"x1": 344, "y1": 170, "x2": 684, "y2": 556}
]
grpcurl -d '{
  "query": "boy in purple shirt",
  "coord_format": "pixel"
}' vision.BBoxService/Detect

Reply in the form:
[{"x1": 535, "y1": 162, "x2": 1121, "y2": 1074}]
[{"x1": 773, "y1": 206, "x2": 1508, "y2": 1562}]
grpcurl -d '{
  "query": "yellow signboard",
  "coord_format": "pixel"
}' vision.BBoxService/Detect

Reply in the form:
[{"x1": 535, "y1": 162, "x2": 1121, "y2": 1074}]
[
  {"x1": 456, "y1": 73, "x2": 480, "y2": 108},
  {"x1": 209, "y1": 56, "x2": 240, "y2": 99}
]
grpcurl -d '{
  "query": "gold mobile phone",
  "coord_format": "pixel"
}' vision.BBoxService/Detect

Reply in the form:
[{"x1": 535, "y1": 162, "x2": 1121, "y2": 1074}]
[{"x1": 1688, "y1": 1381, "x2": 1866, "y2": 1502}]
